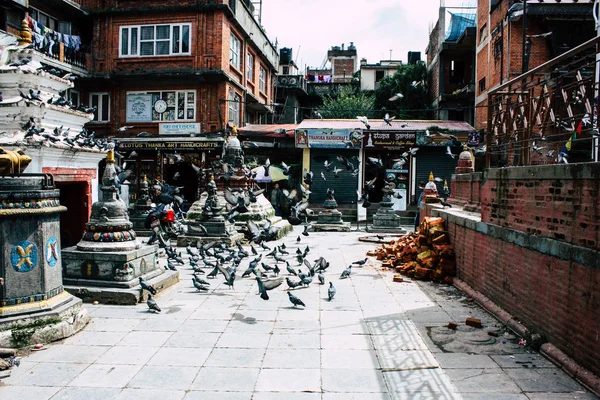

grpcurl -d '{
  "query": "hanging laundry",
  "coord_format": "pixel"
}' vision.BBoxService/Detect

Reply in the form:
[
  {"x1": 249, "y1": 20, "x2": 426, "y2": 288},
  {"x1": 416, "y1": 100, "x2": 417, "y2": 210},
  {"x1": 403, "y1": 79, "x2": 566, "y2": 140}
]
[
  {"x1": 323, "y1": 75, "x2": 331, "y2": 83},
  {"x1": 306, "y1": 74, "x2": 315, "y2": 82},
  {"x1": 318, "y1": 75, "x2": 324, "y2": 82}
]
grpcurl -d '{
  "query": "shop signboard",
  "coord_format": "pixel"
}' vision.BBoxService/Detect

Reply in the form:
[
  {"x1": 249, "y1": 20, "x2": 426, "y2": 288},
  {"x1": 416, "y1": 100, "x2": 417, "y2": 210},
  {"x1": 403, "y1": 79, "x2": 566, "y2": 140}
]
[
  {"x1": 126, "y1": 94, "x2": 153, "y2": 122},
  {"x1": 415, "y1": 130, "x2": 470, "y2": 146},
  {"x1": 295, "y1": 128, "x2": 363, "y2": 149},
  {"x1": 117, "y1": 140, "x2": 222, "y2": 151},
  {"x1": 159, "y1": 123, "x2": 201, "y2": 135},
  {"x1": 362, "y1": 131, "x2": 416, "y2": 150}
]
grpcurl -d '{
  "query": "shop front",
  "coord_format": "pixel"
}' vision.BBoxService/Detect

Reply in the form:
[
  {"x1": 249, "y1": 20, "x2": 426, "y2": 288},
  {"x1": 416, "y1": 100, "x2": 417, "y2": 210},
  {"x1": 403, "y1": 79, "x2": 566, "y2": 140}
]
[
  {"x1": 294, "y1": 120, "x2": 363, "y2": 204},
  {"x1": 362, "y1": 130, "x2": 416, "y2": 207},
  {"x1": 115, "y1": 136, "x2": 224, "y2": 206}
]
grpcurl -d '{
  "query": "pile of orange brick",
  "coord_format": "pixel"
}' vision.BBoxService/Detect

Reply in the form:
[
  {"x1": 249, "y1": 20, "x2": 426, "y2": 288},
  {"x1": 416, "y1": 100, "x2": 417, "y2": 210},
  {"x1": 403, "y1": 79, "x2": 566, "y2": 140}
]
[{"x1": 370, "y1": 217, "x2": 456, "y2": 283}]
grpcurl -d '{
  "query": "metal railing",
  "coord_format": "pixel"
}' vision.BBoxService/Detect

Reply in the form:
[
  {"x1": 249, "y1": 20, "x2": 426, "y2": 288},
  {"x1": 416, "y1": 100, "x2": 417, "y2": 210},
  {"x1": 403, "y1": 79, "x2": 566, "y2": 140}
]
[
  {"x1": 486, "y1": 35, "x2": 600, "y2": 167},
  {"x1": 37, "y1": 42, "x2": 88, "y2": 70}
]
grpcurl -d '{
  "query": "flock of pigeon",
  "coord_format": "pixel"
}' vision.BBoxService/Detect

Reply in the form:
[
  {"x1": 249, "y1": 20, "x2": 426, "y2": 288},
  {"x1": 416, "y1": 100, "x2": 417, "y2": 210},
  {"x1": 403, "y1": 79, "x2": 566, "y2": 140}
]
[{"x1": 139, "y1": 228, "x2": 370, "y2": 312}]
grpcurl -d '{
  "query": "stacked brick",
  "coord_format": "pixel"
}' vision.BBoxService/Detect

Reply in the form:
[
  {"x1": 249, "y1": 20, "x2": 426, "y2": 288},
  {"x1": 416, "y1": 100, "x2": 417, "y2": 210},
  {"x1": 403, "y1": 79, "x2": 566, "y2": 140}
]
[{"x1": 372, "y1": 217, "x2": 456, "y2": 283}]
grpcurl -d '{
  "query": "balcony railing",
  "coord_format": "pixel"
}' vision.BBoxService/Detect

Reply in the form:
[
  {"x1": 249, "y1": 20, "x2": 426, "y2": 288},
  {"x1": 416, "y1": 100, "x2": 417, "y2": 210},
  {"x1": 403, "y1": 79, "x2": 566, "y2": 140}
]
[
  {"x1": 486, "y1": 36, "x2": 600, "y2": 167},
  {"x1": 37, "y1": 41, "x2": 88, "y2": 71}
]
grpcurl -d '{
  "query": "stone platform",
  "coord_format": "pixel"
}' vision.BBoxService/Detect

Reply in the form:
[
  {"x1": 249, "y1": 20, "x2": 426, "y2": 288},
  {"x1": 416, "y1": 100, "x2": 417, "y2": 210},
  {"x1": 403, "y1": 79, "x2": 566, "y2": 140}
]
[
  {"x1": 177, "y1": 232, "x2": 245, "y2": 247},
  {"x1": 0, "y1": 291, "x2": 89, "y2": 348},
  {"x1": 311, "y1": 210, "x2": 351, "y2": 232},
  {"x1": 61, "y1": 244, "x2": 179, "y2": 305}
]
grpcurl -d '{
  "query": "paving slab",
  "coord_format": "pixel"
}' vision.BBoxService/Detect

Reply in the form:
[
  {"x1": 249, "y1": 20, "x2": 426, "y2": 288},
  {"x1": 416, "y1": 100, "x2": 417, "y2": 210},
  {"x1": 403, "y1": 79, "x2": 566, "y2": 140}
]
[{"x1": 0, "y1": 227, "x2": 594, "y2": 400}]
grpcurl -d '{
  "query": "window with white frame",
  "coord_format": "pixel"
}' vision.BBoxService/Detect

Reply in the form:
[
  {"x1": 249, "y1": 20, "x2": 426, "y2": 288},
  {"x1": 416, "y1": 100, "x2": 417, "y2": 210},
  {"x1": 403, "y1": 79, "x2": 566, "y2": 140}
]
[
  {"x1": 125, "y1": 90, "x2": 196, "y2": 122},
  {"x1": 259, "y1": 66, "x2": 266, "y2": 93},
  {"x1": 247, "y1": 53, "x2": 254, "y2": 82},
  {"x1": 228, "y1": 89, "x2": 241, "y2": 127},
  {"x1": 90, "y1": 93, "x2": 110, "y2": 122},
  {"x1": 120, "y1": 24, "x2": 191, "y2": 57},
  {"x1": 230, "y1": 33, "x2": 241, "y2": 69}
]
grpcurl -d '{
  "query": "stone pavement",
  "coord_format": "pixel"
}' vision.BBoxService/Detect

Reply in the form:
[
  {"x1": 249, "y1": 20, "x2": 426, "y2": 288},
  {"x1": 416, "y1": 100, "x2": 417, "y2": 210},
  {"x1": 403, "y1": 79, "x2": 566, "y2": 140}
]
[{"x1": 0, "y1": 226, "x2": 597, "y2": 400}]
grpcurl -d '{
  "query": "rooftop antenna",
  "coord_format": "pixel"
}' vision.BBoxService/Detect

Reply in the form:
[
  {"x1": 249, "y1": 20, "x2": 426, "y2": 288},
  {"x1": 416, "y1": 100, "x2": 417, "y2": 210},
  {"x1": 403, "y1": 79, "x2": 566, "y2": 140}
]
[{"x1": 389, "y1": 49, "x2": 392, "y2": 61}]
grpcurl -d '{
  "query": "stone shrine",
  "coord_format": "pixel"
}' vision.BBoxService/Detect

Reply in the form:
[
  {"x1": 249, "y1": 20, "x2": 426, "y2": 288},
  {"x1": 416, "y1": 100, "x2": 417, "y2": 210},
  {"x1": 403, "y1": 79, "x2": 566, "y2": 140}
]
[
  {"x1": 311, "y1": 188, "x2": 351, "y2": 232},
  {"x1": 0, "y1": 150, "x2": 88, "y2": 348},
  {"x1": 368, "y1": 181, "x2": 406, "y2": 234},
  {"x1": 177, "y1": 175, "x2": 244, "y2": 246},
  {"x1": 129, "y1": 175, "x2": 153, "y2": 236},
  {"x1": 61, "y1": 151, "x2": 178, "y2": 305}
]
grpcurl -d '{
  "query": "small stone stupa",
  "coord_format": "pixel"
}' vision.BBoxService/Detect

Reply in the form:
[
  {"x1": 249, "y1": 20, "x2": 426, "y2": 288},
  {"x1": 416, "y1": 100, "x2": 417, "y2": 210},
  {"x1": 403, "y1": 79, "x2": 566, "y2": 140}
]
[
  {"x1": 0, "y1": 147, "x2": 88, "y2": 348},
  {"x1": 129, "y1": 175, "x2": 153, "y2": 236},
  {"x1": 424, "y1": 171, "x2": 440, "y2": 204},
  {"x1": 178, "y1": 175, "x2": 244, "y2": 246},
  {"x1": 368, "y1": 178, "x2": 406, "y2": 234},
  {"x1": 311, "y1": 188, "x2": 351, "y2": 232},
  {"x1": 62, "y1": 151, "x2": 178, "y2": 305}
]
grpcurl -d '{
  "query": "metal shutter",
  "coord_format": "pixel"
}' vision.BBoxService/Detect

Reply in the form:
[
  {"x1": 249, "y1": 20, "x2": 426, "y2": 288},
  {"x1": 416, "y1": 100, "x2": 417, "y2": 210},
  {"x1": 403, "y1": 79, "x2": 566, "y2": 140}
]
[
  {"x1": 415, "y1": 147, "x2": 459, "y2": 202},
  {"x1": 309, "y1": 149, "x2": 359, "y2": 204}
]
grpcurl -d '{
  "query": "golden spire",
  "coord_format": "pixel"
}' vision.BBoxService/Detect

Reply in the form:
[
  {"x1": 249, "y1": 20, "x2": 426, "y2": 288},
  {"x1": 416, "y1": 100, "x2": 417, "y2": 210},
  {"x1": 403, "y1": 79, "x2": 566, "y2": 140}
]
[
  {"x1": 106, "y1": 149, "x2": 115, "y2": 163},
  {"x1": 429, "y1": 171, "x2": 434, "y2": 182},
  {"x1": 143, "y1": 174, "x2": 147, "y2": 182},
  {"x1": 18, "y1": 17, "x2": 32, "y2": 46},
  {"x1": 444, "y1": 179, "x2": 448, "y2": 189}
]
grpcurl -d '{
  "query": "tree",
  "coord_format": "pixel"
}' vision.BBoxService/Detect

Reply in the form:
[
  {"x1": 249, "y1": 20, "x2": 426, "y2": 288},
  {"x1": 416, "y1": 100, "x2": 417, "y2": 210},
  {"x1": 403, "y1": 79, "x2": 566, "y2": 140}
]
[
  {"x1": 319, "y1": 86, "x2": 375, "y2": 119},
  {"x1": 374, "y1": 63, "x2": 430, "y2": 120}
]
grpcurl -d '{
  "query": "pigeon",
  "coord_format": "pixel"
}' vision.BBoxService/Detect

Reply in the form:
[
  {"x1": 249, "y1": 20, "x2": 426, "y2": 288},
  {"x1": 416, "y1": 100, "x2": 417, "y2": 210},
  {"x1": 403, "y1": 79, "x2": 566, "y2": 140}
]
[
  {"x1": 297, "y1": 235, "x2": 301, "y2": 242},
  {"x1": 332, "y1": 166, "x2": 342, "y2": 178},
  {"x1": 340, "y1": 266, "x2": 352, "y2": 279},
  {"x1": 318, "y1": 273, "x2": 325, "y2": 285},
  {"x1": 251, "y1": 245, "x2": 258, "y2": 255},
  {"x1": 352, "y1": 258, "x2": 368, "y2": 267},
  {"x1": 356, "y1": 116, "x2": 371, "y2": 130},
  {"x1": 383, "y1": 113, "x2": 395, "y2": 126},
  {"x1": 29, "y1": 89, "x2": 42, "y2": 102},
  {"x1": 193, "y1": 279, "x2": 209, "y2": 291},
  {"x1": 118, "y1": 126, "x2": 135, "y2": 131},
  {"x1": 287, "y1": 291, "x2": 306, "y2": 308},
  {"x1": 301, "y1": 276, "x2": 313, "y2": 287},
  {"x1": 21, "y1": 117, "x2": 35, "y2": 131},
  {"x1": 286, "y1": 277, "x2": 302, "y2": 289},
  {"x1": 147, "y1": 294, "x2": 161, "y2": 312},
  {"x1": 273, "y1": 265, "x2": 280, "y2": 276},
  {"x1": 328, "y1": 282, "x2": 336, "y2": 301},
  {"x1": 439, "y1": 199, "x2": 452, "y2": 208},
  {"x1": 193, "y1": 275, "x2": 210, "y2": 286},
  {"x1": 389, "y1": 93, "x2": 404, "y2": 101},
  {"x1": 207, "y1": 266, "x2": 219, "y2": 279},
  {"x1": 321, "y1": 171, "x2": 326, "y2": 181},
  {"x1": 286, "y1": 263, "x2": 297, "y2": 276},
  {"x1": 256, "y1": 277, "x2": 284, "y2": 300},
  {"x1": 302, "y1": 225, "x2": 309, "y2": 236},
  {"x1": 324, "y1": 160, "x2": 332, "y2": 171},
  {"x1": 139, "y1": 277, "x2": 157, "y2": 295},
  {"x1": 446, "y1": 146, "x2": 455, "y2": 159},
  {"x1": 304, "y1": 170, "x2": 313, "y2": 185}
]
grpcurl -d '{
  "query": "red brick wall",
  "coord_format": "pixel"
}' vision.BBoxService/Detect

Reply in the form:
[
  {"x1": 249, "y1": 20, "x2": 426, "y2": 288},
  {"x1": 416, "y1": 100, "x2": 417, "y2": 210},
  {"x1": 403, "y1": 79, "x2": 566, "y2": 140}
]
[
  {"x1": 445, "y1": 218, "x2": 600, "y2": 379},
  {"x1": 480, "y1": 165, "x2": 600, "y2": 251},
  {"x1": 450, "y1": 172, "x2": 482, "y2": 206}
]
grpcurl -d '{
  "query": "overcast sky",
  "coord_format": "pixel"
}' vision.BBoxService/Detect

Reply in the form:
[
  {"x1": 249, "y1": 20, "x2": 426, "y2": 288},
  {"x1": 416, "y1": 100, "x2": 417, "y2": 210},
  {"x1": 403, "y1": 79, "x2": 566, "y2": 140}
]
[{"x1": 261, "y1": 0, "x2": 477, "y2": 70}]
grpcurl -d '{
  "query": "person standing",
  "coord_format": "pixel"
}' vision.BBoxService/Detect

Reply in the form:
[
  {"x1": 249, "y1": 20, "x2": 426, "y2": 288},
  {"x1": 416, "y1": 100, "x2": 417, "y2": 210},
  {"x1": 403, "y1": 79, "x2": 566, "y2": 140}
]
[
  {"x1": 270, "y1": 183, "x2": 284, "y2": 217},
  {"x1": 414, "y1": 181, "x2": 426, "y2": 232}
]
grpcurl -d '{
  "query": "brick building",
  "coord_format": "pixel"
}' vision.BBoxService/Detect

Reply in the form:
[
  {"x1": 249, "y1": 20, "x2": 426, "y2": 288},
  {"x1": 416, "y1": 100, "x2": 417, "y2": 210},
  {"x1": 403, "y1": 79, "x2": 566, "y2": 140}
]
[
  {"x1": 475, "y1": 0, "x2": 596, "y2": 130},
  {"x1": 426, "y1": 6, "x2": 477, "y2": 125},
  {"x1": 75, "y1": 0, "x2": 279, "y2": 202}
]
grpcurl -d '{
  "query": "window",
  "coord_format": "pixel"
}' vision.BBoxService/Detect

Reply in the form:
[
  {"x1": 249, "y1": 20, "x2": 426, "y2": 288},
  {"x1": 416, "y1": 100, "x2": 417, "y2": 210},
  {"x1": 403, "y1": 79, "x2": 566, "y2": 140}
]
[
  {"x1": 449, "y1": 59, "x2": 465, "y2": 84},
  {"x1": 282, "y1": 66, "x2": 289, "y2": 75},
  {"x1": 125, "y1": 91, "x2": 195, "y2": 122},
  {"x1": 247, "y1": 53, "x2": 254, "y2": 81},
  {"x1": 375, "y1": 70, "x2": 385, "y2": 82},
  {"x1": 120, "y1": 24, "x2": 191, "y2": 57},
  {"x1": 30, "y1": 8, "x2": 58, "y2": 31},
  {"x1": 228, "y1": 89, "x2": 241, "y2": 126},
  {"x1": 479, "y1": 24, "x2": 488, "y2": 44},
  {"x1": 479, "y1": 77, "x2": 486, "y2": 93},
  {"x1": 68, "y1": 89, "x2": 80, "y2": 107},
  {"x1": 493, "y1": 38, "x2": 503, "y2": 60},
  {"x1": 259, "y1": 66, "x2": 267, "y2": 93},
  {"x1": 230, "y1": 33, "x2": 241, "y2": 69},
  {"x1": 90, "y1": 93, "x2": 110, "y2": 122}
]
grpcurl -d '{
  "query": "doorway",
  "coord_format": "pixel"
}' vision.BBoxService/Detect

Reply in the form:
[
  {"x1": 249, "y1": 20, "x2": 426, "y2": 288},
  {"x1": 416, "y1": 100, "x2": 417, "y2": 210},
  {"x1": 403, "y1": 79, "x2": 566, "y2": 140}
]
[{"x1": 56, "y1": 181, "x2": 88, "y2": 248}]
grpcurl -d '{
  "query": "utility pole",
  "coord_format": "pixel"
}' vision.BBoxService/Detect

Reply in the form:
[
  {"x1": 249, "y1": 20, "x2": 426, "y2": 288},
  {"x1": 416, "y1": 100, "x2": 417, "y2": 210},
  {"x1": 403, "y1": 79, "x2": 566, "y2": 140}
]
[
  {"x1": 521, "y1": 0, "x2": 528, "y2": 74},
  {"x1": 389, "y1": 49, "x2": 392, "y2": 61}
]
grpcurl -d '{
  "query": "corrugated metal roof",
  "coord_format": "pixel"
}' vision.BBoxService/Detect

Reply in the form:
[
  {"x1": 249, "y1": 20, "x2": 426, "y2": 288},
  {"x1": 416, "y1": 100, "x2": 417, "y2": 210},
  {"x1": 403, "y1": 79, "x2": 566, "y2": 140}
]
[
  {"x1": 238, "y1": 124, "x2": 297, "y2": 137},
  {"x1": 296, "y1": 119, "x2": 476, "y2": 132}
]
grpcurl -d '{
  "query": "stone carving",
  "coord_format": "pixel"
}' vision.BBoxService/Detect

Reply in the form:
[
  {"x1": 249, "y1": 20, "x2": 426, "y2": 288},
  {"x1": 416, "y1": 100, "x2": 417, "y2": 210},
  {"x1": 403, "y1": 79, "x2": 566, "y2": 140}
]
[
  {"x1": 0, "y1": 148, "x2": 32, "y2": 175},
  {"x1": 10, "y1": 241, "x2": 37, "y2": 272}
]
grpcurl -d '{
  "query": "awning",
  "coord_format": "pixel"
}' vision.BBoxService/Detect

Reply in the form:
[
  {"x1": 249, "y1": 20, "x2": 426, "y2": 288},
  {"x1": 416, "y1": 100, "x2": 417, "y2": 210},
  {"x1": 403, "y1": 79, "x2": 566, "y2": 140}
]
[
  {"x1": 238, "y1": 124, "x2": 297, "y2": 138},
  {"x1": 116, "y1": 136, "x2": 224, "y2": 151},
  {"x1": 245, "y1": 92, "x2": 272, "y2": 113}
]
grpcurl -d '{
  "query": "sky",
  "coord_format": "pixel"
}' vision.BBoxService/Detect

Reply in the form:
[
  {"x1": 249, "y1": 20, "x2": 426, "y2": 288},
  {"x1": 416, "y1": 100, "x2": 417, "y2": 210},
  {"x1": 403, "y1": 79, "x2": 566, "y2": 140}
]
[{"x1": 260, "y1": 0, "x2": 477, "y2": 71}]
